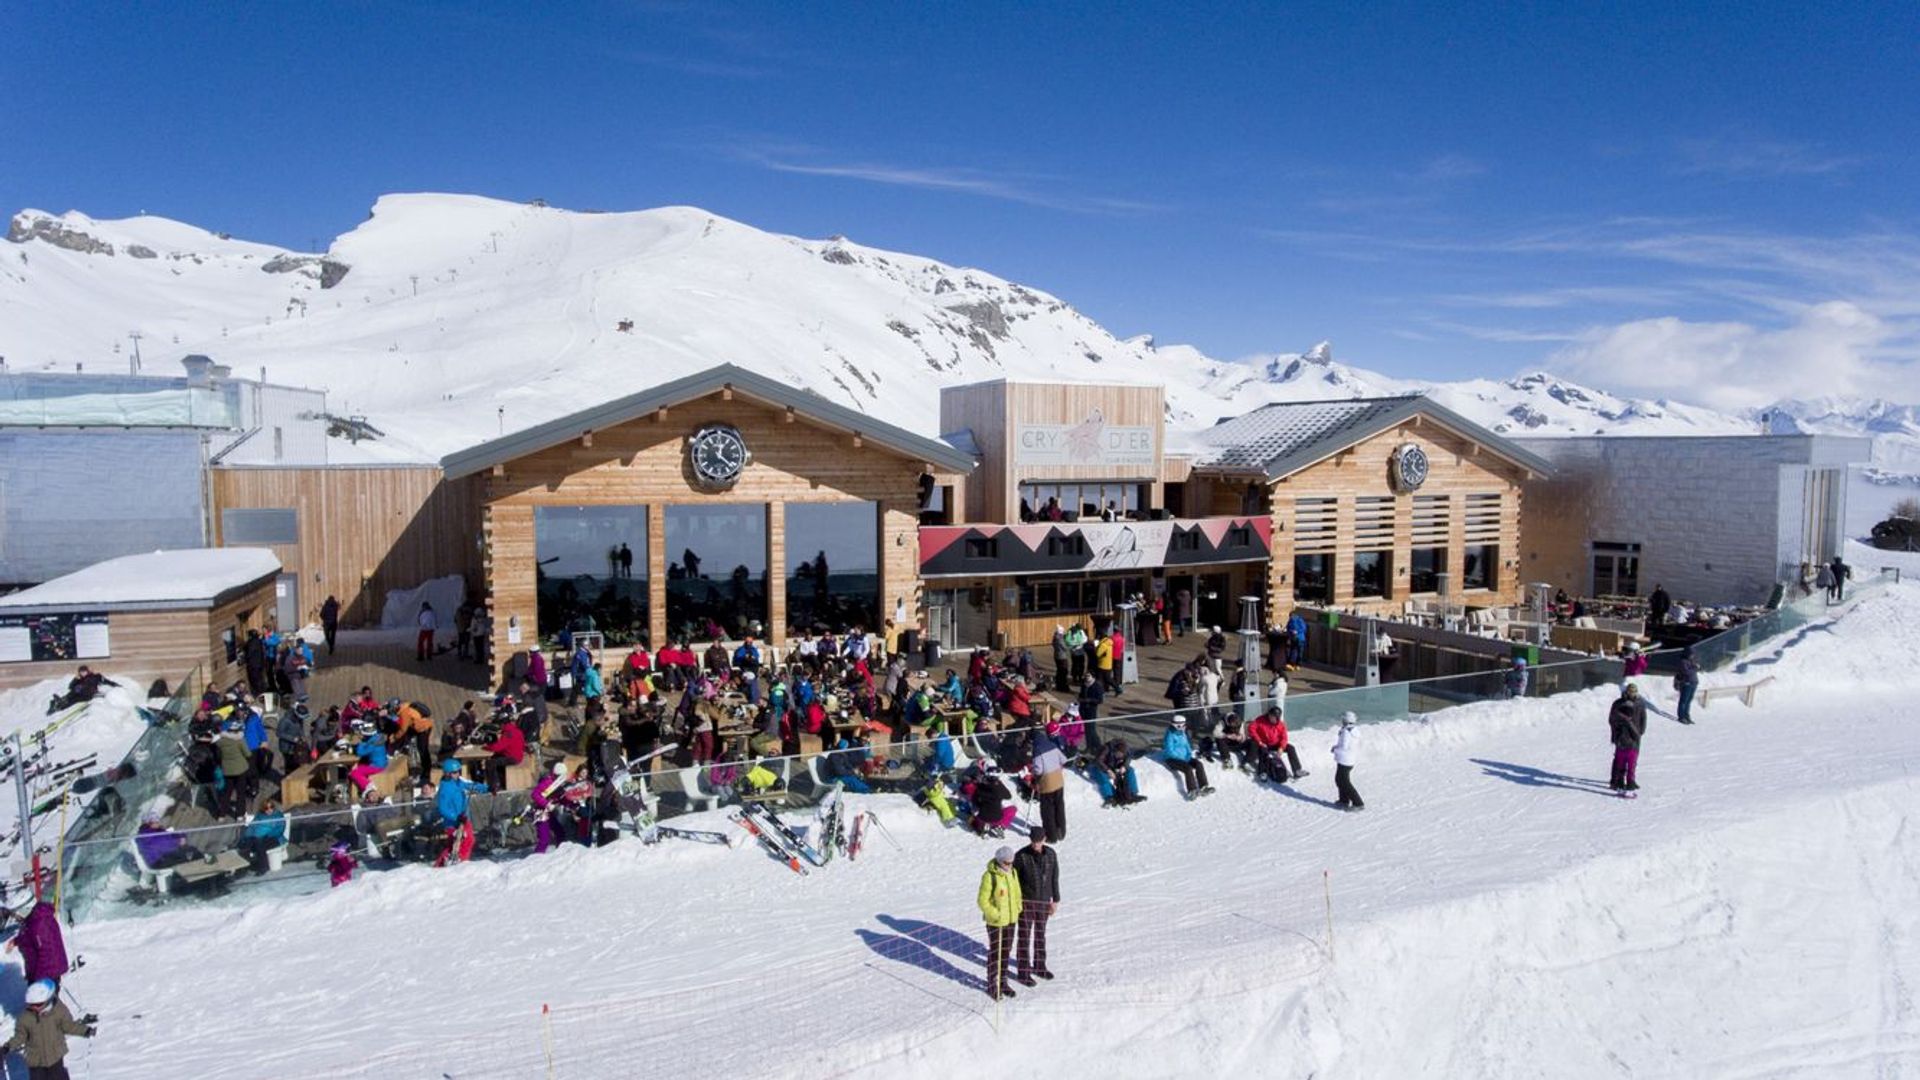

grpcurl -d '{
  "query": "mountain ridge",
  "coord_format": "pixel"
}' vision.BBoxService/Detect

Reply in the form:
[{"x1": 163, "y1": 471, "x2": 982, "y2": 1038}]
[{"x1": 2, "y1": 194, "x2": 1912, "y2": 466}]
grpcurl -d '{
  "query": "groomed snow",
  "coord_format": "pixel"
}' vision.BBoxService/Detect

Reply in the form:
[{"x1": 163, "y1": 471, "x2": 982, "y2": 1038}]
[
  {"x1": 0, "y1": 548, "x2": 280, "y2": 609},
  {"x1": 0, "y1": 675, "x2": 151, "y2": 847},
  {"x1": 32, "y1": 584, "x2": 1920, "y2": 1078}
]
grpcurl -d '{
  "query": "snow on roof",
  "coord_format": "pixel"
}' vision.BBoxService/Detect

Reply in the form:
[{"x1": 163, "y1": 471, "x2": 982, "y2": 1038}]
[
  {"x1": 0, "y1": 548, "x2": 281, "y2": 611},
  {"x1": 1189, "y1": 395, "x2": 1555, "y2": 480}
]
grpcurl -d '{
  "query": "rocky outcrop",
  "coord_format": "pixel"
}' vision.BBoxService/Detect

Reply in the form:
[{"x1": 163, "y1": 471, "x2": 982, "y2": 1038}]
[
  {"x1": 7, "y1": 214, "x2": 115, "y2": 255},
  {"x1": 127, "y1": 244, "x2": 157, "y2": 259},
  {"x1": 261, "y1": 253, "x2": 352, "y2": 288}
]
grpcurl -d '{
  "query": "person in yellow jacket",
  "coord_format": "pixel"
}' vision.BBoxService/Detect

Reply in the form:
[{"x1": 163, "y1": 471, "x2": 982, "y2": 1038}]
[
  {"x1": 1094, "y1": 633, "x2": 1114, "y2": 684},
  {"x1": 978, "y1": 846, "x2": 1023, "y2": 1000}
]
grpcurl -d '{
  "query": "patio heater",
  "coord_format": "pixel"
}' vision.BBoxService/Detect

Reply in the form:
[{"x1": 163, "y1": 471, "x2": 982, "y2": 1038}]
[
  {"x1": 1115, "y1": 600, "x2": 1141, "y2": 685},
  {"x1": 1353, "y1": 614, "x2": 1381, "y2": 688},
  {"x1": 1237, "y1": 594, "x2": 1264, "y2": 721}
]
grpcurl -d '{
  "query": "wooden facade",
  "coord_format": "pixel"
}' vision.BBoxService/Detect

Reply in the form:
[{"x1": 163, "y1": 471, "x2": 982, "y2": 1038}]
[
  {"x1": 1188, "y1": 418, "x2": 1529, "y2": 616},
  {"x1": 481, "y1": 390, "x2": 944, "y2": 670},
  {"x1": 0, "y1": 579, "x2": 277, "y2": 693},
  {"x1": 940, "y1": 380, "x2": 1167, "y2": 524},
  {"x1": 211, "y1": 466, "x2": 482, "y2": 626}
]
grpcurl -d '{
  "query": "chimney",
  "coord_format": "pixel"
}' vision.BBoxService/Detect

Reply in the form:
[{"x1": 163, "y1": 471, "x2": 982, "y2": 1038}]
[
  {"x1": 210, "y1": 363, "x2": 232, "y2": 382},
  {"x1": 181, "y1": 354, "x2": 215, "y2": 388}
]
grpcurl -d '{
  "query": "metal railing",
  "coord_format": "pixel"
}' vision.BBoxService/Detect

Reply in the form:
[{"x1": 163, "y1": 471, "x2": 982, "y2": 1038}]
[{"x1": 52, "y1": 572, "x2": 1899, "y2": 921}]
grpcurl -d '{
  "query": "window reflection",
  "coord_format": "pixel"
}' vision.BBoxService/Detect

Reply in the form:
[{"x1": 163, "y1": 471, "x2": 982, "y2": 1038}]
[
  {"x1": 665, "y1": 505, "x2": 768, "y2": 640},
  {"x1": 786, "y1": 501, "x2": 878, "y2": 634},
  {"x1": 534, "y1": 506, "x2": 648, "y2": 645}
]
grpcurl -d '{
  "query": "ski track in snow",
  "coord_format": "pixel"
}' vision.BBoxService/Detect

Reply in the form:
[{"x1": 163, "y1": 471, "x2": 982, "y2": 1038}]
[{"x1": 42, "y1": 585, "x2": 1920, "y2": 1079}]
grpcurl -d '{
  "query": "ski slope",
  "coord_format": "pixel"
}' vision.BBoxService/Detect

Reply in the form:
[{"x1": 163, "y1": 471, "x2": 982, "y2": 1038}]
[{"x1": 35, "y1": 584, "x2": 1920, "y2": 1079}]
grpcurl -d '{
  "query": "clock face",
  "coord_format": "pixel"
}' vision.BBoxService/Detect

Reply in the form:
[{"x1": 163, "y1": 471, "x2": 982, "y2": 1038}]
[
  {"x1": 688, "y1": 424, "x2": 749, "y2": 489},
  {"x1": 1393, "y1": 444, "x2": 1430, "y2": 492}
]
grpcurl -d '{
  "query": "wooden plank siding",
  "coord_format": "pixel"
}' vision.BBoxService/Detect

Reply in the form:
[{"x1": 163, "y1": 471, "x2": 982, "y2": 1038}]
[
  {"x1": 210, "y1": 466, "x2": 482, "y2": 627},
  {"x1": 0, "y1": 580, "x2": 276, "y2": 693},
  {"x1": 1191, "y1": 420, "x2": 1530, "y2": 622},
  {"x1": 939, "y1": 381, "x2": 1167, "y2": 524},
  {"x1": 481, "y1": 392, "x2": 931, "y2": 674}
]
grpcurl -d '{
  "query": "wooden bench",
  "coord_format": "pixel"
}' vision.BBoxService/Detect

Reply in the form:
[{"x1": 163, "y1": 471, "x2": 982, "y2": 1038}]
[
  {"x1": 365, "y1": 757, "x2": 411, "y2": 799},
  {"x1": 1700, "y1": 676, "x2": 1776, "y2": 709},
  {"x1": 280, "y1": 763, "x2": 318, "y2": 806},
  {"x1": 174, "y1": 850, "x2": 250, "y2": 888}
]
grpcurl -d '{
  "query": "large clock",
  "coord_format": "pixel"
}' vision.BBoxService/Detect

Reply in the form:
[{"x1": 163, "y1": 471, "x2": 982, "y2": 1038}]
[
  {"x1": 688, "y1": 424, "x2": 750, "y2": 490},
  {"x1": 1390, "y1": 443, "x2": 1430, "y2": 492}
]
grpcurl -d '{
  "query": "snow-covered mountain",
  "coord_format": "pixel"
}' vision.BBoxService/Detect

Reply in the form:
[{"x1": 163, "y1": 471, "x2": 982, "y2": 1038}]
[{"x1": 2, "y1": 193, "x2": 1914, "y2": 465}]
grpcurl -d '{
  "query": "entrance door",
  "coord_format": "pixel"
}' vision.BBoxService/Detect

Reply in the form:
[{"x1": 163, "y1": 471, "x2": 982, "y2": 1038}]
[
  {"x1": 275, "y1": 573, "x2": 299, "y2": 631},
  {"x1": 1198, "y1": 572, "x2": 1233, "y2": 629},
  {"x1": 925, "y1": 589, "x2": 959, "y2": 652}
]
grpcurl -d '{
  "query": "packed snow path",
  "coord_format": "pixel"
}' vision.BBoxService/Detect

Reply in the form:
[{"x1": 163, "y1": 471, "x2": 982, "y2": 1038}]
[{"x1": 56, "y1": 586, "x2": 1920, "y2": 1078}]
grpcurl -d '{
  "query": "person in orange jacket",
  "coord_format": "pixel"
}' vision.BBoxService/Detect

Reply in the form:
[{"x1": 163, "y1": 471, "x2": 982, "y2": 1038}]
[
  {"x1": 1247, "y1": 705, "x2": 1308, "y2": 783},
  {"x1": 393, "y1": 701, "x2": 434, "y2": 774}
]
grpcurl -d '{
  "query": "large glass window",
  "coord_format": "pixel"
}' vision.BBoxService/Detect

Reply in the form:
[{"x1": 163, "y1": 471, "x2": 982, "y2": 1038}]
[
  {"x1": 534, "y1": 506, "x2": 649, "y2": 646},
  {"x1": 1353, "y1": 551, "x2": 1389, "y2": 599},
  {"x1": 1293, "y1": 553, "x2": 1331, "y2": 604},
  {"x1": 1462, "y1": 544, "x2": 1499, "y2": 591},
  {"x1": 1018, "y1": 481, "x2": 1147, "y2": 521},
  {"x1": 665, "y1": 504, "x2": 767, "y2": 641},
  {"x1": 786, "y1": 501, "x2": 878, "y2": 634},
  {"x1": 1410, "y1": 547, "x2": 1447, "y2": 594}
]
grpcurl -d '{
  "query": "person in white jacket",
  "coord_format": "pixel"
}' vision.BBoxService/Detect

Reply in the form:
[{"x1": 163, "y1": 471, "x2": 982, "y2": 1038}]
[
  {"x1": 416, "y1": 602, "x2": 439, "y2": 662},
  {"x1": 1332, "y1": 711, "x2": 1364, "y2": 810}
]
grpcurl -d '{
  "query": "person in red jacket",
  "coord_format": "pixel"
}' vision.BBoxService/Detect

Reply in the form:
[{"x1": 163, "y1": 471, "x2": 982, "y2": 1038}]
[
  {"x1": 1247, "y1": 705, "x2": 1308, "y2": 783},
  {"x1": 483, "y1": 719, "x2": 527, "y2": 789}
]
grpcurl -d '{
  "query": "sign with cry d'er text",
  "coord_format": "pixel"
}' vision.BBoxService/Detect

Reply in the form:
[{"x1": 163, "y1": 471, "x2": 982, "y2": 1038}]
[{"x1": 1015, "y1": 408, "x2": 1157, "y2": 467}]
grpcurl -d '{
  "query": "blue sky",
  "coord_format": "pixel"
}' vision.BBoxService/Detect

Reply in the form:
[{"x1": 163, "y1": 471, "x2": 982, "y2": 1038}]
[{"x1": 7, "y1": 2, "x2": 1918, "y2": 406}]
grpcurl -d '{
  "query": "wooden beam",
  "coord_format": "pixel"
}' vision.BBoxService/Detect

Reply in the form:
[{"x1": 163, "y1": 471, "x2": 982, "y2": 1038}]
[
  {"x1": 851, "y1": 433, "x2": 864, "y2": 449},
  {"x1": 580, "y1": 431, "x2": 593, "y2": 448},
  {"x1": 783, "y1": 405, "x2": 796, "y2": 423},
  {"x1": 652, "y1": 407, "x2": 668, "y2": 423},
  {"x1": 721, "y1": 384, "x2": 734, "y2": 402},
  {"x1": 491, "y1": 464, "x2": 505, "y2": 477}
]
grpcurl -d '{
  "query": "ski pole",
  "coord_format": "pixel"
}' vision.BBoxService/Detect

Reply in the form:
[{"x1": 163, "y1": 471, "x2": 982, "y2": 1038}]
[{"x1": 865, "y1": 812, "x2": 903, "y2": 851}]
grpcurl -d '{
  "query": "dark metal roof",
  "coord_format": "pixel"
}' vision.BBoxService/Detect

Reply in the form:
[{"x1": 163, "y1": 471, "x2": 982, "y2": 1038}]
[
  {"x1": 1189, "y1": 395, "x2": 1555, "y2": 481},
  {"x1": 440, "y1": 363, "x2": 977, "y2": 479}
]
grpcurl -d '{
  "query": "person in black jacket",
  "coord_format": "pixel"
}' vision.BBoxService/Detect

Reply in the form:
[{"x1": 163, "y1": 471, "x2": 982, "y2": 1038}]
[
  {"x1": 1647, "y1": 585, "x2": 1671, "y2": 628},
  {"x1": 1011, "y1": 826, "x2": 1059, "y2": 985},
  {"x1": 1608, "y1": 684, "x2": 1648, "y2": 792}
]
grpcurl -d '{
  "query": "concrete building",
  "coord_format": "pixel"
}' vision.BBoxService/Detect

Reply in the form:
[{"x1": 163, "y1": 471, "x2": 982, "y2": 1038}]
[
  {"x1": 0, "y1": 357, "x2": 328, "y2": 589},
  {"x1": 1515, "y1": 434, "x2": 1872, "y2": 606}
]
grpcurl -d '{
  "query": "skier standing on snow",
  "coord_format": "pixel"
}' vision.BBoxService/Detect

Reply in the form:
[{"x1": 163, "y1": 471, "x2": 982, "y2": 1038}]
[
  {"x1": 1332, "y1": 711, "x2": 1364, "y2": 811},
  {"x1": 1502, "y1": 657, "x2": 1529, "y2": 699},
  {"x1": 1608, "y1": 684, "x2": 1647, "y2": 792},
  {"x1": 5, "y1": 899, "x2": 69, "y2": 992},
  {"x1": 1030, "y1": 718, "x2": 1069, "y2": 842},
  {"x1": 1673, "y1": 644, "x2": 1700, "y2": 725},
  {"x1": 1012, "y1": 826, "x2": 1060, "y2": 986},
  {"x1": 7, "y1": 979, "x2": 94, "y2": 1079},
  {"x1": 978, "y1": 846, "x2": 1023, "y2": 1001}
]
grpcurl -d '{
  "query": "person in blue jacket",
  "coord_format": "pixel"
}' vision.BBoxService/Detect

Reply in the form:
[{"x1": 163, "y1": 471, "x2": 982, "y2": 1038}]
[
  {"x1": 1285, "y1": 612, "x2": 1308, "y2": 669},
  {"x1": 237, "y1": 798, "x2": 287, "y2": 873},
  {"x1": 349, "y1": 729, "x2": 389, "y2": 792},
  {"x1": 1161, "y1": 715, "x2": 1212, "y2": 799},
  {"x1": 928, "y1": 722, "x2": 958, "y2": 774},
  {"x1": 827, "y1": 736, "x2": 874, "y2": 794},
  {"x1": 936, "y1": 669, "x2": 966, "y2": 709},
  {"x1": 434, "y1": 759, "x2": 488, "y2": 866},
  {"x1": 242, "y1": 705, "x2": 272, "y2": 778}
]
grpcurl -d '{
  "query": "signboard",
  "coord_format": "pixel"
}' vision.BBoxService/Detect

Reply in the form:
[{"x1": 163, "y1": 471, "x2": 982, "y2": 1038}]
[
  {"x1": 0, "y1": 613, "x2": 109, "y2": 663},
  {"x1": 1016, "y1": 410, "x2": 1156, "y2": 467}
]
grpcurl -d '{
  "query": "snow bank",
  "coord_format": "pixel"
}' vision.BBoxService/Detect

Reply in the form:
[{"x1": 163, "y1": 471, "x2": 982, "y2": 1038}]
[
  {"x1": 377, "y1": 574, "x2": 467, "y2": 630},
  {"x1": 53, "y1": 585, "x2": 1920, "y2": 1079},
  {"x1": 0, "y1": 675, "x2": 150, "y2": 851},
  {"x1": 0, "y1": 548, "x2": 280, "y2": 609}
]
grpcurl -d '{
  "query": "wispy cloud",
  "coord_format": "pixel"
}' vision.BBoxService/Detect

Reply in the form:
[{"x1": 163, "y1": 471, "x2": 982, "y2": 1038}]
[
  {"x1": 722, "y1": 141, "x2": 1162, "y2": 215},
  {"x1": 1673, "y1": 134, "x2": 1866, "y2": 177},
  {"x1": 1303, "y1": 152, "x2": 1488, "y2": 218},
  {"x1": 1411, "y1": 153, "x2": 1488, "y2": 182},
  {"x1": 1432, "y1": 284, "x2": 1692, "y2": 310}
]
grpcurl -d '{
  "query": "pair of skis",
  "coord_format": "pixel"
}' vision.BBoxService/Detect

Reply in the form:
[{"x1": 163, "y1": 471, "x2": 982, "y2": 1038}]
[{"x1": 731, "y1": 803, "x2": 809, "y2": 876}]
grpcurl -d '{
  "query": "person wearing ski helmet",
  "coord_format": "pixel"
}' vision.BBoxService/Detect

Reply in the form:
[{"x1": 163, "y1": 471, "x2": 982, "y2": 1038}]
[
  {"x1": 1160, "y1": 715, "x2": 1212, "y2": 799},
  {"x1": 1503, "y1": 656, "x2": 1530, "y2": 699},
  {"x1": 978, "y1": 846, "x2": 1023, "y2": 1001},
  {"x1": 1331, "y1": 711, "x2": 1364, "y2": 810},
  {"x1": 8, "y1": 978, "x2": 94, "y2": 1077},
  {"x1": 433, "y1": 759, "x2": 487, "y2": 866}
]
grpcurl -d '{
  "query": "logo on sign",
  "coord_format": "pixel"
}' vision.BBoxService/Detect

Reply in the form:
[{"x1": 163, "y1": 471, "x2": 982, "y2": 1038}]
[{"x1": 1016, "y1": 409, "x2": 1156, "y2": 466}]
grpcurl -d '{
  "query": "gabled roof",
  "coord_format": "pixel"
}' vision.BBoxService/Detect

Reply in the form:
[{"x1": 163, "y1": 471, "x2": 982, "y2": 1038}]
[
  {"x1": 440, "y1": 363, "x2": 977, "y2": 479},
  {"x1": 1189, "y1": 395, "x2": 1555, "y2": 481}
]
